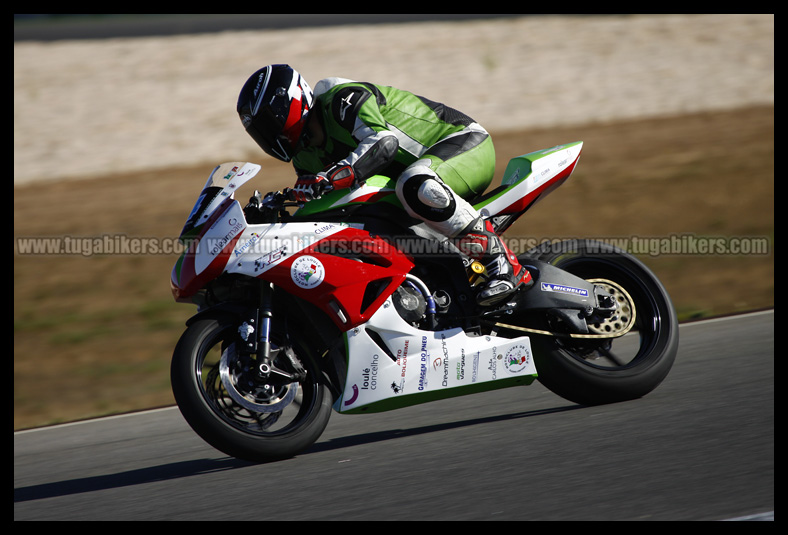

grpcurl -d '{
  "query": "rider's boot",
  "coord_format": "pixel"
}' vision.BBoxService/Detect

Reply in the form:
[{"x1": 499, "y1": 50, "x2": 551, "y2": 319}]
[{"x1": 457, "y1": 217, "x2": 534, "y2": 306}]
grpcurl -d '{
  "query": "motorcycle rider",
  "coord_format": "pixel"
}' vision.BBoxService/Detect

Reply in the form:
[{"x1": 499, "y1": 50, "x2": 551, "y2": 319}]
[{"x1": 237, "y1": 64, "x2": 532, "y2": 306}]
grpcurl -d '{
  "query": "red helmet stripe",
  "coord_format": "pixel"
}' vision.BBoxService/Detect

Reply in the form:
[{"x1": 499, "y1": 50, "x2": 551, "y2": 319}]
[{"x1": 283, "y1": 93, "x2": 307, "y2": 146}]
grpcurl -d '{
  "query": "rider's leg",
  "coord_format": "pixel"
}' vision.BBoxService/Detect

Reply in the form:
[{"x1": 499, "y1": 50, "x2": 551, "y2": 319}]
[
  {"x1": 395, "y1": 127, "x2": 532, "y2": 306},
  {"x1": 454, "y1": 215, "x2": 533, "y2": 305}
]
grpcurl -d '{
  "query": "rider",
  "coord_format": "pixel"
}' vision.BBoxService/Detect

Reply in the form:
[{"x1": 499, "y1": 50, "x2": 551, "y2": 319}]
[{"x1": 236, "y1": 64, "x2": 532, "y2": 306}]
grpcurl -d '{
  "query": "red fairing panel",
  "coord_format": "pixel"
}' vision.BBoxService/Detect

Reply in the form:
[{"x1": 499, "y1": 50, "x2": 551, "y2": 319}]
[
  {"x1": 171, "y1": 235, "x2": 241, "y2": 302},
  {"x1": 259, "y1": 227, "x2": 414, "y2": 329}
]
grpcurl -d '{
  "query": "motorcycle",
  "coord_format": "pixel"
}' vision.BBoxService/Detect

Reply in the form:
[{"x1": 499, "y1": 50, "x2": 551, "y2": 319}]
[{"x1": 170, "y1": 142, "x2": 678, "y2": 462}]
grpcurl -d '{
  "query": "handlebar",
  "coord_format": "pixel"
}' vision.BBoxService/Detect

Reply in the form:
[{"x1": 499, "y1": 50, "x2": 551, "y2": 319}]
[
  {"x1": 243, "y1": 178, "x2": 340, "y2": 222},
  {"x1": 243, "y1": 189, "x2": 301, "y2": 223}
]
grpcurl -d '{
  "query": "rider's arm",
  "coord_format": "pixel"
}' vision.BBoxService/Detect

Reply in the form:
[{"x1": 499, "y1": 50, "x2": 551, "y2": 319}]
[
  {"x1": 320, "y1": 83, "x2": 399, "y2": 189},
  {"x1": 322, "y1": 129, "x2": 399, "y2": 188}
]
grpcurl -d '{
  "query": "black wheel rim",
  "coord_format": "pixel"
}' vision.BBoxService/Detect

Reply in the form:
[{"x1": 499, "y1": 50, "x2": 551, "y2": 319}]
[
  {"x1": 194, "y1": 325, "x2": 321, "y2": 437},
  {"x1": 552, "y1": 256, "x2": 668, "y2": 372}
]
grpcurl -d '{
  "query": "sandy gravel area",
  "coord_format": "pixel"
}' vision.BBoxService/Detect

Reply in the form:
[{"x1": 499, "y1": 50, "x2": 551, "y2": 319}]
[{"x1": 13, "y1": 14, "x2": 773, "y2": 185}]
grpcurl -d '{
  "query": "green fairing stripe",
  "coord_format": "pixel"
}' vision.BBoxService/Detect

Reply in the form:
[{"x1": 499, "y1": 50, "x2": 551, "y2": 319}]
[
  {"x1": 293, "y1": 175, "x2": 401, "y2": 217},
  {"x1": 174, "y1": 252, "x2": 185, "y2": 281},
  {"x1": 340, "y1": 374, "x2": 537, "y2": 414}
]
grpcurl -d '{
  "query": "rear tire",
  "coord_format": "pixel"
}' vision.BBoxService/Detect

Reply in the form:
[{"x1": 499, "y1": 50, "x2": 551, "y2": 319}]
[{"x1": 519, "y1": 239, "x2": 678, "y2": 405}]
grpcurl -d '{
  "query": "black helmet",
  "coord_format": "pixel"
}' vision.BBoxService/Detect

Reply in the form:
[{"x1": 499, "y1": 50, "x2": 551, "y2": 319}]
[{"x1": 237, "y1": 64, "x2": 314, "y2": 162}]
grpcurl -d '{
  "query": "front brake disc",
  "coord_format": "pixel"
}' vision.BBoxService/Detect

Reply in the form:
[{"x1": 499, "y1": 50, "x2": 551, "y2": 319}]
[{"x1": 219, "y1": 343, "x2": 297, "y2": 413}]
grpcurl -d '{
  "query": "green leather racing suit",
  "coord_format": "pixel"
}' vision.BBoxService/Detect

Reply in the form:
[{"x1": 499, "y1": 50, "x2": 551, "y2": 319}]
[{"x1": 292, "y1": 78, "x2": 495, "y2": 238}]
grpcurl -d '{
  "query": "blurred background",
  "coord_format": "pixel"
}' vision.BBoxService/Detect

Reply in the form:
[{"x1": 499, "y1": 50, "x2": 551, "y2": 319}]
[{"x1": 14, "y1": 14, "x2": 773, "y2": 429}]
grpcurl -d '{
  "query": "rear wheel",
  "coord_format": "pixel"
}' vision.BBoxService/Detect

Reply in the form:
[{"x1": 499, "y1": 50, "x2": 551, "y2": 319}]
[
  {"x1": 514, "y1": 240, "x2": 679, "y2": 405},
  {"x1": 171, "y1": 317, "x2": 332, "y2": 462}
]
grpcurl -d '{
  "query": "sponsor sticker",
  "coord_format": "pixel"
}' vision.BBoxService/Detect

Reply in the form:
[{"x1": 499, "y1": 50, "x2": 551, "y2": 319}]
[
  {"x1": 344, "y1": 384, "x2": 359, "y2": 406},
  {"x1": 290, "y1": 255, "x2": 325, "y2": 289},
  {"x1": 503, "y1": 344, "x2": 531, "y2": 374},
  {"x1": 540, "y1": 282, "x2": 589, "y2": 297}
]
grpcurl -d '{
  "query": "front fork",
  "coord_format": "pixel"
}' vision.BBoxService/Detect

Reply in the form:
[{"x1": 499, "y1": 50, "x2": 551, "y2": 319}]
[
  {"x1": 239, "y1": 281, "x2": 306, "y2": 384},
  {"x1": 256, "y1": 281, "x2": 274, "y2": 372}
]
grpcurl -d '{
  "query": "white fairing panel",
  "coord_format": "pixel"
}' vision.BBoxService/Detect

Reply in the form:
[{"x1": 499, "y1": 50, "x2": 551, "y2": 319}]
[{"x1": 337, "y1": 296, "x2": 537, "y2": 413}]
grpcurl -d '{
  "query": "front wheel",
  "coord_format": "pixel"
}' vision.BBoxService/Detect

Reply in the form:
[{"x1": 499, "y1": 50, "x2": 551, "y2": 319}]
[
  {"x1": 517, "y1": 239, "x2": 679, "y2": 405},
  {"x1": 171, "y1": 316, "x2": 333, "y2": 462}
]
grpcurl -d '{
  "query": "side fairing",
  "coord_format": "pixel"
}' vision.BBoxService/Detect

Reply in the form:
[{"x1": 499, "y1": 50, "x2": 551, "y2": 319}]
[
  {"x1": 242, "y1": 223, "x2": 414, "y2": 329},
  {"x1": 336, "y1": 296, "x2": 537, "y2": 414}
]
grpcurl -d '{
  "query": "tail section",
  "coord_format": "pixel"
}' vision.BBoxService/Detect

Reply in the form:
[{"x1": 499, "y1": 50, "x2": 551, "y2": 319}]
[{"x1": 473, "y1": 142, "x2": 583, "y2": 230}]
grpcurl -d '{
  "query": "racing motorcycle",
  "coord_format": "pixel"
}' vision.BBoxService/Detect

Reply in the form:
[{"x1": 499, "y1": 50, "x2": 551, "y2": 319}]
[{"x1": 170, "y1": 141, "x2": 678, "y2": 462}]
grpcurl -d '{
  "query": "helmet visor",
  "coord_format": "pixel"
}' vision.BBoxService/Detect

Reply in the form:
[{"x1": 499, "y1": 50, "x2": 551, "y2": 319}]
[{"x1": 242, "y1": 104, "x2": 295, "y2": 162}]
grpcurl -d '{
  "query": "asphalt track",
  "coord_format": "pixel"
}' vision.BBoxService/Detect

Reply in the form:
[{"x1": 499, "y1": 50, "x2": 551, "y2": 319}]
[{"x1": 14, "y1": 310, "x2": 773, "y2": 521}]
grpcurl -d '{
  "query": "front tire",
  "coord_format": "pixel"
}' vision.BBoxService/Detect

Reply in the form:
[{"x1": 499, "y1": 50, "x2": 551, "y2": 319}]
[
  {"x1": 171, "y1": 317, "x2": 332, "y2": 462},
  {"x1": 519, "y1": 239, "x2": 679, "y2": 405}
]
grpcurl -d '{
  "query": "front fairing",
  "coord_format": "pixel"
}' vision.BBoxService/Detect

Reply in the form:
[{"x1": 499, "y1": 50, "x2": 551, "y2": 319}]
[
  {"x1": 170, "y1": 163, "x2": 415, "y2": 328},
  {"x1": 172, "y1": 162, "x2": 260, "y2": 302},
  {"x1": 179, "y1": 162, "x2": 261, "y2": 243}
]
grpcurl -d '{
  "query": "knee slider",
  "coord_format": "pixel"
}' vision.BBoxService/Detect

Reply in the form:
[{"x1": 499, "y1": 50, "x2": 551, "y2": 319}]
[
  {"x1": 397, "y1": 170, "x2": 456, "y2": 223},
  {"x1": 417, "y1": 177, "x2": 452, "y2": 209}
]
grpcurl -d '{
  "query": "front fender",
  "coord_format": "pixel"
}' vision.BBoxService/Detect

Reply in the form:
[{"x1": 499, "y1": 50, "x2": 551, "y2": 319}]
[{"x1": 184, "y1": 301, "x2": 255, "y2": 328}]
